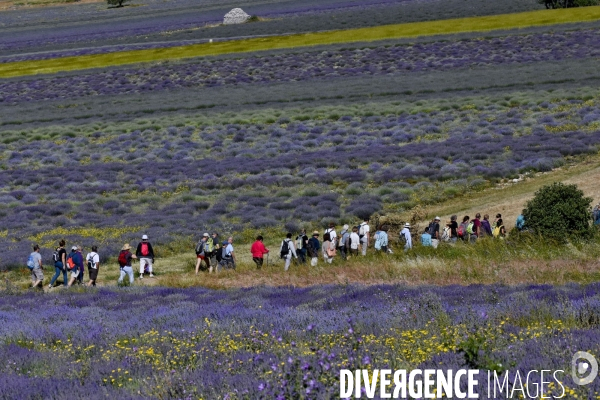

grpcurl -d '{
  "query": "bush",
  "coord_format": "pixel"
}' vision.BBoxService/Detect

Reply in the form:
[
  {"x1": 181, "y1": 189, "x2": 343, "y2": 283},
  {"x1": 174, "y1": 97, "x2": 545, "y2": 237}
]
[
  {"x1": 107, "y1": 0, "x2": 129, "y2": 7},
  {"x1": 522, "y1": 182, "x2": 592, "y2": 240}
]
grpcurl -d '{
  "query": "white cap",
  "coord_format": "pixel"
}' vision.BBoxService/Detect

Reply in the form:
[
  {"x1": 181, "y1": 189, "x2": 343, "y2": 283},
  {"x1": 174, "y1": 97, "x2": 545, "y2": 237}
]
[
  {"x1": 404, "y1": 223, "x2": 410, "y2": 227},
  {"x1": 142, "y1": 234, "x2": 149, "y2": 240},
  {"x1": 203, "y1": 233, "x2": 209, "y2": 237},
  {"x1": 434, "y1": 216, "x2": 441, "y2": 221},
  {"x1": 343, "y1": 224, "x2": 349, "y2": 230},
  {"x1": 71, "y1": 246, "x2": 77, "y2": 251}
]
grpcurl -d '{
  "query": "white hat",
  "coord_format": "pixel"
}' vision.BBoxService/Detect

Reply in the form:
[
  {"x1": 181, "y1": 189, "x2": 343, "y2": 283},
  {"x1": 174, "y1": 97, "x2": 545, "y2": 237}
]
[
  {"x1": 142, "y1": 234, "x2": 149, "y2": 240},
  {"x1": 203, "y1": 233, "x2": 209, "y2": 237},
  {"x1": 434, "y1": 216, "x2": 441, "y2": 221},
  {"x1": 343, "y1": 224, "x2": 349, "y2": 230},
  {"x1": 71, "y1": 246, "x2": 77, "y2": 251},
  {"x1": 404, "y1": 223, "x2": 410, "y2": 227}
]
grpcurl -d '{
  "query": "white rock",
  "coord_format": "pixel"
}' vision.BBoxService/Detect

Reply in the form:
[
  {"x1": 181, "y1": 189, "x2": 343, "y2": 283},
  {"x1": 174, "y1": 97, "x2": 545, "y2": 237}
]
[{"x1": 223, "y1": 8, "x2": 250, "y2": 25}]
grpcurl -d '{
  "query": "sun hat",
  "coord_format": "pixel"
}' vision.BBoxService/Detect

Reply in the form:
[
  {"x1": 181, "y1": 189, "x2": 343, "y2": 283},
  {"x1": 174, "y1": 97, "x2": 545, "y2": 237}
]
[
  {"x1": 122, "y1": 243, "x2": 131, "y2": 251},
  {"x1": 343, "y1": 224, "x2": 349, "y2": 230},
  {"x1": 404, "y1": 223, "x2": 410, "y2": 227},
  {"x1": 142, "y1": 234, "x2": 149, "y2": 240},
  {"x1": 71, "y1": 246, "x2": 77, "y2": 251},
  {"x1": 312, "y1": 231, "x2": 319, "y2": 236},
  {"x1": 434, "y1": 216, "x2": 441, "y2": 221},
  {"x1": 203, "y1": 233, "x2": 209, "y2": 237}
]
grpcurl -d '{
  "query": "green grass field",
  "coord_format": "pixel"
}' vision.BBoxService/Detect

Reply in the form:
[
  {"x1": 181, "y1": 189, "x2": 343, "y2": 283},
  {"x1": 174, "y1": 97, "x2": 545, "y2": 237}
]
[{"x1": 3, "y1": 6, "x2": 600, "y2": 78}]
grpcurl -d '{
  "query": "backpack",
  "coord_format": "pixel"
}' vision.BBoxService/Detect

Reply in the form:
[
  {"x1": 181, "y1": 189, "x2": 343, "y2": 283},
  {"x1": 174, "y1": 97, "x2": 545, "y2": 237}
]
[
  {"x1": 118, "y1": 251, "x2": 128, "y2": 268},
  {"x1": 492, "y1": 225, "x2": 502, "y2": 238},
  {"x1": 374, "y1": 231, "x2": 382, "y2": 250},
  {"x1": 458, "y1": 223, "x2": 467, "y2": 238},
  {"x1": 204, "y1": 239, "x2": 214, "y2": 254},
  {"x1": 339, "y1": 231, "x2": 349, "y2": 248},
  {"x1": 26, "y1": 254, "x2": 35, "y2": 270},
  {"x1": 428, "y1": 222, "x2": 437, "y2": 239},
  {"x1": 466, "y1": 222, "x2": 475, "y2": 235},
  {"x1": 441, "y1": 227, "x2": 451, "y2": 242},
  {"x1": 52, "y1": 249, "x2": 60, "y2": 263},
  {"x1": 307, "y1": 239, "x2": 316, "y2": 257},
  {"x1": 87, "y1": 253, "x2": 97, "y2": 269},
  {"x1": 141, "y1": 243, "x2": 149, "y2": 256},
  {"x1": 66, "y1": 253, "x2": 76, "y2": 270},
  {"x1": 296, "y1": 235, "x2": 303, "y2": 250},
  {"x1": 358, "y1": 223, "x2": 367, "y2": 239},
  {"x1": 280, "y1": 239, "x2": 290, "y2": 259},
  {"x1": 195, "y1": 241, "x2": 204, "y2": 256},
  {"x1": 221, "y1": 242, "x2": 231, "y2": 260}
]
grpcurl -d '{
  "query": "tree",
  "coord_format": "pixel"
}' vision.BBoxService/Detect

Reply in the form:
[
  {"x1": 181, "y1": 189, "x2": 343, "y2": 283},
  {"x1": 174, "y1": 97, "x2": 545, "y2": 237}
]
[
  {"x1": 107, "y1": 0, "x2": 129, "y2": 7},
  {"x1": 538, "y1": 0, "x2": 599, "y2": 8},
  {"x1": 522, "y1": 182, "x2": 592, "y2": 240}
]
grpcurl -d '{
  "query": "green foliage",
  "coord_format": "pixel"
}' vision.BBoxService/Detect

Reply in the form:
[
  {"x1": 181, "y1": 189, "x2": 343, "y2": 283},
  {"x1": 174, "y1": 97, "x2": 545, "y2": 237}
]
[
  {"x1": 107, "y1": 0, "x2": 129, "y2": 7},
  {"x1": 522, "y1": 182, "x2": 592, "y2": 240}
]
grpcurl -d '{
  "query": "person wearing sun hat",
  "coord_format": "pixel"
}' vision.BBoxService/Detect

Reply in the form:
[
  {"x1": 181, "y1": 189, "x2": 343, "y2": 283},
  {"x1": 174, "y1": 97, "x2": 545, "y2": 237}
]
[
  {"x1": 118, "y1": 243, "x2": 137, "y2": 286},
  {"x1": 307, "y1": 231, "x2": 321, "y2": 267},
  {"x1": 136, "y1": 234, "x2": 155, "y2": 279},
  {"x1": 400, "y1": 222, "x2": 412, "y2": 251},
  {"x1": 429, "y1": 216, "x2": 441, "y2": 249}
]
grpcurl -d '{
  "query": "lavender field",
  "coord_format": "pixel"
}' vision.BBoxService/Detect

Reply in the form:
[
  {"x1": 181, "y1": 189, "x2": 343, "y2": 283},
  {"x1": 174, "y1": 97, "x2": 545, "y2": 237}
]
[
  {"x1": 0, "y1": 283, "x2": 598, "y2": 399},
  {"x1": 3, "y1": 1, "x2": 600, "y2": 397}
]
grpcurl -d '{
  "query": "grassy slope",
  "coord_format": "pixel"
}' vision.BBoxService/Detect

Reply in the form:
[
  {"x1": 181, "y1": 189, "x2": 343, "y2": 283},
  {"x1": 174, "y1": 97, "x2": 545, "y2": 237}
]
[
  {"x1": 3, "y1": 6, "x2": 600, "y2": 78},
  {"x1": 9, "y1": 154, "x2": 600, "y2": 291}
]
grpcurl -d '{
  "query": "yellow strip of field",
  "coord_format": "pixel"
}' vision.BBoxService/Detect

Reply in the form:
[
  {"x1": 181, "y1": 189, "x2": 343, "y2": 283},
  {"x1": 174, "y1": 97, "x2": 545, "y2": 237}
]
[{"x1": 2, "y1": 6, "x2": 600, "y2": 78}]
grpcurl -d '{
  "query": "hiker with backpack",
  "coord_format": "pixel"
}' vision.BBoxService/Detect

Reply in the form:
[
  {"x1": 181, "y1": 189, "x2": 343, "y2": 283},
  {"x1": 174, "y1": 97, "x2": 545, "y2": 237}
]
[
  {"x1": 458, "y1": 216, "x2": 470, "y2": 242},
  {"x1": 323, "y1": 222, "x2": 337, "y2": 261},
  {"x1": 117, "y1": 243, "x2": 137, "y2": 285},
  {"x1": 49, "y1": 239, "x2": 67, "y2": 288},
  {"x1": 493, "y1": 219, "x2": 506, "y2": 239},
  {"x1": 469, "y1": 213, "x2": 482, "y2": 243},
  {"x1": 374, "y1": 225, "x2": 389, "y2": 253},
  {"x1": 428, "y1": 217, "x2": 441, "y2": 249},
  {"x1": 27, "y1": 244, "x2": 43, "y2": 289},
  {"x1": 86, "y1": 245, "x2": 100, "y2": 287},
  {"x1": 349, "y1": 227, "x2": 360, "y2": 257},
  {"x1": 67, "y1": 245, "x2": 84, "y2": 287},
  {"x1": 400, "y1": 223, "x2": 412, "y2": 251},
  {"x1": 358, "y1": 218, "x2": 370, "y2": 256},
  {"x1": 421, "y1": 227, "x2": 432, "y2": 247},
  {"x1": 444, "y1": 215, "x2": 458, "y2": 244},
  {"x1": 481, "y1": 214, "x2": 493, "y2": 238},
  {"x1": 323, "y1": 230, "x2": 336, "y2": 264},
  {"x1": 251, "y1": 235, "x2": 270, "y2": 269},
  {"x1": 218, "y1": 237, "x2": 236, "y2": 270},
  {"x1": 296, "y1": 229, "x2": 308, "y2": 264},
  {"x1": 280, "y1": 233, "x2": 298, "y2": 271},
  {"x1": 76, "y1": 246, "x2": 85, "y2": 285},
  {"x1": 307, "y1": 231, "x2": 321, "y2": 266},
  {"x1": 515, "y1": 215, "x2": 526, "y2": 231},
  {"x1": 338, "y1": 224, "x2": 350, "y2": 260},
  {"x1": 209, "y1": 232, "x2": 220, "y2": 272},
  {"x1": 195, "y1": 233, "x2": 210, "y2": 274},
  {"x1": 136, "y1": 234, "x2": 155, "y2": 279}
]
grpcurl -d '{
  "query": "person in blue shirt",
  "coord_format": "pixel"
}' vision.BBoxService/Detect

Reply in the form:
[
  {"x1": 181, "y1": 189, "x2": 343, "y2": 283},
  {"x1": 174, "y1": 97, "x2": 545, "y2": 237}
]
[{"x1": 421, "y1": 227, "x2": 432, "y2": 247}]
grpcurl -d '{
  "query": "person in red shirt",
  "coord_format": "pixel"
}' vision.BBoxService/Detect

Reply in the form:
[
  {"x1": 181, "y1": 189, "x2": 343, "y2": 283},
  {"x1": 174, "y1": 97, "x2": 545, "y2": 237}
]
[
  {"x1": 471, "y1": 213, "x2": 482, "y2": 243},
  {"x1": 250, "y1": 235, "x2": 269, "y2": 269}
]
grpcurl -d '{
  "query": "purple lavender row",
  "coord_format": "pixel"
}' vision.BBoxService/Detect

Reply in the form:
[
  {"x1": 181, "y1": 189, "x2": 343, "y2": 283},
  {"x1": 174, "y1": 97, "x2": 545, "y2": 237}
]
[
  {"x1": 0, "y1": 284, "x2": 597, "y2": 398},
  {"x1": 0, "y1": 98, "x2": 598, "y2": 262},
  {"x1": 2, "y1": 28, "x2": 599, "y2": 104}
]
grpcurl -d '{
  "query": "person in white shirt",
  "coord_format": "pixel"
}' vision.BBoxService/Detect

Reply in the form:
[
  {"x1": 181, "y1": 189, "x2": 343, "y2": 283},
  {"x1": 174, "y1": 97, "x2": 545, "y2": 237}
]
[
  {"x1": 400, "y1": 223, "x2": 412, "y2": 251},
  {"x1": 349, "y1": 227, "x2": 360, "y2": 257},
  {"x1": 86, "y1": 245, "x2": 100, "y2": 287},
  {"x1": 280, "y1": 233, "x2": 298, "y2": 271},
  {"x1": 359, "y1": 218, "x2": 370, "y2": 256}
]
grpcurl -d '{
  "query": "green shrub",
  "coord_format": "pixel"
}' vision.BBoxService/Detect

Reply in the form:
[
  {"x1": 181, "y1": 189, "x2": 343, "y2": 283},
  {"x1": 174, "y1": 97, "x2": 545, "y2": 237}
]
[{"x1": 522, "y1": 182, "x2": 592, "y2": 240}]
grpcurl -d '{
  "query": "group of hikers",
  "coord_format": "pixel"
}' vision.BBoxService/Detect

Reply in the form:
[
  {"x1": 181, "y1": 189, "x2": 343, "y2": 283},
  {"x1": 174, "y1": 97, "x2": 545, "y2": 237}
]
[
  {"x1": 27, "y1": 235, "x2": 156, "y2": 289},
  {"x1": 25, "y1": 213, "x2": 521, "y2": 288}
]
